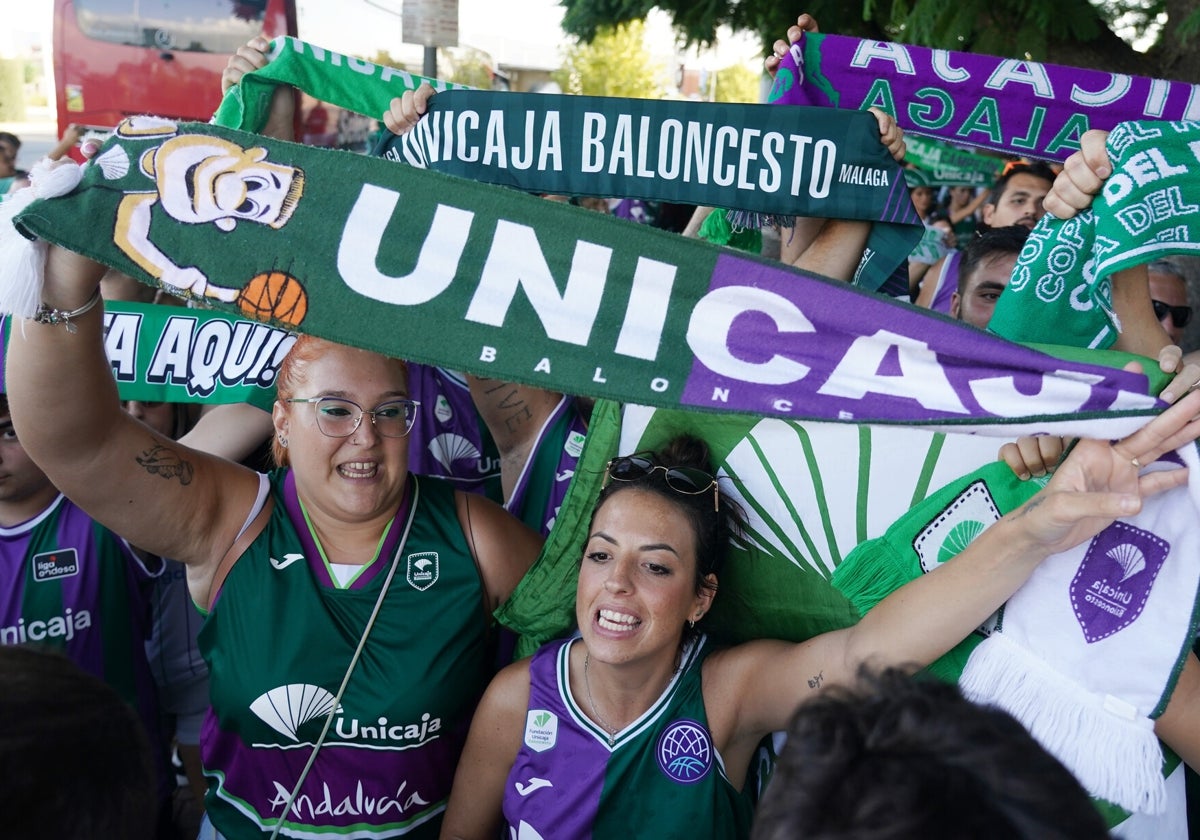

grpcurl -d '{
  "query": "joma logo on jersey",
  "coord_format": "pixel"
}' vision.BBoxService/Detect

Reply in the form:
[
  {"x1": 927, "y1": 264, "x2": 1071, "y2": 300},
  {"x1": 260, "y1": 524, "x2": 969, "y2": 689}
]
[
  {"x1": 32, "y1": 549, "x2": 80, "y2": 581},
  {"x1": 407, "y1": 552, "x2": 439, "y2": 591}
]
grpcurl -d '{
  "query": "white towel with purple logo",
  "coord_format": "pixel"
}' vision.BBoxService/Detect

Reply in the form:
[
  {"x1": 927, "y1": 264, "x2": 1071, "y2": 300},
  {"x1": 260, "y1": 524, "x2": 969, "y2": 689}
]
[{"x1": 960, "y1": 444, "x2": 1200, "y2": 815}]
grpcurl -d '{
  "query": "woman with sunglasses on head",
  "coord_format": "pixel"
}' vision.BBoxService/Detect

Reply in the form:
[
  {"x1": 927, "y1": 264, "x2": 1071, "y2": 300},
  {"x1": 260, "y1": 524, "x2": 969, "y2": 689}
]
[
  {"x1": 5, "y1": 241, "x2": 544, "y2": 839},
  {"x1": 440, "y1": 404, "x2": 1200, "y2": 839}
]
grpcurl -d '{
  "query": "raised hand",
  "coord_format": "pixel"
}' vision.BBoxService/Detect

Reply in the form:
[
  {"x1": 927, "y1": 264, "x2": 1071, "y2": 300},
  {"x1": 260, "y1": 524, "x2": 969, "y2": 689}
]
[
  {"x1": 1043, "y1": 129, "x2": 1111, "y2": 220},
  {"x1": 764, "y1": 14, "x2": 819, "y2": 80},
  {"x1": 1015, "y1": 389, "x2": 1200, "y2": 556},
  {"x1": 384, "y1": 83, "x2": 436, "y2": 136}
]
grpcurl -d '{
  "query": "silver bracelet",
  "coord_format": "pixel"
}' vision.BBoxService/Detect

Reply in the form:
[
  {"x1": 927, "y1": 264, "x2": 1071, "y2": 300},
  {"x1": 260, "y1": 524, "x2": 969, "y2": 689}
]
[{"x1": 32, "y1": 289, "x2": 102, "y2": 333}]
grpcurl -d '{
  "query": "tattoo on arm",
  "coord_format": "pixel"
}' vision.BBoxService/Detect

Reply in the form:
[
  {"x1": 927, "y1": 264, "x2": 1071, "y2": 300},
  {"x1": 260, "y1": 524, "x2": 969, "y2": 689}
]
[
  {"x1": 1017, "y1": 496, "x2": 1045, "y2": 518},
  {"x1": 807, "y1": 671, "x2": 824, "y2": 690},
  {"x1": 482, "y1": 382, "x2": 533, "y2": 433},
  {"x1": 135, "y1": 444, "x2": 194, "y2": 485}
]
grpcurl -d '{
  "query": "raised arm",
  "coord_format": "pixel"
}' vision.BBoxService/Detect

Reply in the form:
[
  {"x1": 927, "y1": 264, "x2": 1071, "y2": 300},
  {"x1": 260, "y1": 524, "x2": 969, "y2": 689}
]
[
  {"x1": 5, "y1": 245, "x2": 263, "y2": 593},
  {"x1": 466, "y1": 376, "x2": 566, "y2": 502},
  {"x1": 223, "y1": 36, "x2": 296, "y2": 141},
  {"x1": 710, "y1": 390, "x2": 1200, "y2": 753},
  {"x1": 783, "y1": 109, "x2": 905, "y2": 281}
]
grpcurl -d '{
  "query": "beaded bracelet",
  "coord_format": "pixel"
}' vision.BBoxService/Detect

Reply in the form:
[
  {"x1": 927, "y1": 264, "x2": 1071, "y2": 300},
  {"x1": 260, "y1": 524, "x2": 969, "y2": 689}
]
[{"x1": 31, "y1": 289, "x2": 102, "y2": 334}]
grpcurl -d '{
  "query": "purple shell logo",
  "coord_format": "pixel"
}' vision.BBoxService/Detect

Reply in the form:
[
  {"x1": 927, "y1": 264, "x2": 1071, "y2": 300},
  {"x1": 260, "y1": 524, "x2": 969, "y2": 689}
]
[
  {"x1": 1069, "y1": 521, "x2": 1169, "y2": 643},
  {"x1": 656, "y1": 719, "x2": 713, "y2": 784}
]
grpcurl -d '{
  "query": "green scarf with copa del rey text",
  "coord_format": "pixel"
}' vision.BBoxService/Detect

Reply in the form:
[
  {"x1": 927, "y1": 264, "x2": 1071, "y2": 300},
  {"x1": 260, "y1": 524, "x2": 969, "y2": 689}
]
[
  {"x1": 211, "y1": 37, "x2": 922, "y2": 291},
  {"x1": 989, "y1": 120, "x2": 1200, "y2": 349}
]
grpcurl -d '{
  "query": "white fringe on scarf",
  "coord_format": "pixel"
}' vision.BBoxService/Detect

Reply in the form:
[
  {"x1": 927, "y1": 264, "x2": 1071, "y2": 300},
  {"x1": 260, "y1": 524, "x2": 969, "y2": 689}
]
[
  {"x1": 0, "y1": 159, "x2": 85, "y2": 322},
  {"x1": 960, "y1": 631, "x2": 1166, "y2": 815}
]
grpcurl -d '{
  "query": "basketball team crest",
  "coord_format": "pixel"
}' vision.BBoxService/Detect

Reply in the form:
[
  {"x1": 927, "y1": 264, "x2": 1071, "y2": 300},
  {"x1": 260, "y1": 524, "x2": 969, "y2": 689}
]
[
  {"x1": 1069, "y1": 521, "x2": 1169, "y2": 643},
  {"x1": 656, "y1": 719, "x2": 713, "y2": 784},
  {"x1": 406, "y1": 552, "x2": 439, "y2": 591}
]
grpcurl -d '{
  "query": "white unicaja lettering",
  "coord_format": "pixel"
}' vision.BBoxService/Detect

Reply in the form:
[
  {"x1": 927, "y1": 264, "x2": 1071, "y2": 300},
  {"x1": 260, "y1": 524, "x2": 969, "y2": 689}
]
[
  {"x1": 614, "y1": 258, "x2": 676, "y2": 361},
  {"x1": 337, "y1": 185, "x2": 474, "y2": 305},
  {"x1": 465, "y1": 222, "x2": 609, "y2": 345},
  {"x1": 688, "y1": 286, "x2": 814, "y2": 384},
  {"x1": 818, "y1": 331, "x2": 969, "y2": 413}
]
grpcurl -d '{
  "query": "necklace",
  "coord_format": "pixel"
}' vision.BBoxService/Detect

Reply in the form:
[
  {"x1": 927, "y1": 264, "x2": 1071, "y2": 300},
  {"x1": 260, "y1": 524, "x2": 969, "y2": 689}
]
[{"x1": 583, "y1": 652, "x2": 618, "y2": 747}]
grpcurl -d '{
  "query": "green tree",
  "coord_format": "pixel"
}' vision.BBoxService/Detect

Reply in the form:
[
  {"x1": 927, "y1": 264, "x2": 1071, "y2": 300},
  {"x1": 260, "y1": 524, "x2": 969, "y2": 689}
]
[
  {"x1": 559, "y1": 0, "x2": 1200, "y2": 81},
  {"x1": 553, "y1": 19, "x2": 668, "y2": 98},
  {"x1": 711, "y1": 63, "x2": 760, "y2": 104},
  {"x1": 442, "y1": 47, "x2": 498, "y2": 89}
]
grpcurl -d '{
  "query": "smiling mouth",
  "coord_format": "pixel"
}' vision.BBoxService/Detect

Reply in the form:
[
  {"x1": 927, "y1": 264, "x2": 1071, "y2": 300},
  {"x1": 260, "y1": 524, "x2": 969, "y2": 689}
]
[
  {"x1": 597, "y1": 609, "x2": 640, "y2": 632},
  {"x1": 338, "y1": 461, "x2": 378, "y2": 479}
]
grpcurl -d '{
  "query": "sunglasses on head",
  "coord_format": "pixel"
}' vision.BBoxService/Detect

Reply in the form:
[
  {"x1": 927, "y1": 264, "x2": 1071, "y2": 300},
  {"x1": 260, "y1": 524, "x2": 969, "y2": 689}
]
[
  {"x1": 603, "y1": 455, "x2": 719, "y2": 512},
  {"x1": 1152, "y1": 299, "x2": 1193, "y2": 329}
]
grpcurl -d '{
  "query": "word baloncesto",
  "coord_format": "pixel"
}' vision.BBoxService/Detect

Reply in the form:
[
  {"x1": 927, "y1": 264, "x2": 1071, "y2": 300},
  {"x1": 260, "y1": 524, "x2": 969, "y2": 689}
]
[
  {"x1": 378, "y1": 92, "x2": 903, "y2": 219},
  {"x1": 392, "y1": 100, "x2": 865, "y2": 195}
]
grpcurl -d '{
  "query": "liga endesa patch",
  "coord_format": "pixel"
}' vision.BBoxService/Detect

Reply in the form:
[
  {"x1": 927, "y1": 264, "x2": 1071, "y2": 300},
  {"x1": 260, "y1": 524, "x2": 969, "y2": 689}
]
[{"x1": 31, "y1": 548, "x2": 79, "y2": 581}]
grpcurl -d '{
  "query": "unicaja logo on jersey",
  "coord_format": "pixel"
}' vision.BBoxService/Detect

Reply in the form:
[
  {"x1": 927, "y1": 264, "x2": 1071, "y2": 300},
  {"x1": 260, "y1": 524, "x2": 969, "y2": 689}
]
[
  {"x1": 407, "y1": 552, "x2": 439, "y2": 591},
  {"x1": 523, "y1": 709, "x2": 558, "y2": 753},
  {"x1": 250, "y1": 683, "x2": 338, "y2": 741},
  {"x1": 656, "y1": 719, "x2": 713, "y2": 783},
  {"x1": 250, "y1": 683, "x2": 443, "y2": 746}
]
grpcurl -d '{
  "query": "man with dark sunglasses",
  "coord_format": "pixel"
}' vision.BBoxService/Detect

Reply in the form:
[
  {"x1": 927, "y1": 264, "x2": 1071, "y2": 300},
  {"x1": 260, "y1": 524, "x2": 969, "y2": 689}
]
[{"x1": 1147, "y1": 260, "x2": 1193, "y2": 347}]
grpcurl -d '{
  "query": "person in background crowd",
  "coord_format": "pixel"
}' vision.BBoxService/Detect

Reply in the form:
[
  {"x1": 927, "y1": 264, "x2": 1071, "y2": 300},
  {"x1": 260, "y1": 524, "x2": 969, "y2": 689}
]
[
  {"x1": 944, "y1": 184, "x2": 986, "y2": 245},
  {"x1": 913, "y1": 162, "x2": 1055, "y2": 311},
  {"x1": 1147, "y1": 260, "x2": 1193, "y2": 347},
  {"x1": 0, "y1": 131, "x2": 27, "y2": 199},
  {"x1": 952, "y1": 225, "x2": 1029, "y2": 329},
  {"x1": 0, "y1": 388, "x2": 174, "y2": 836}
]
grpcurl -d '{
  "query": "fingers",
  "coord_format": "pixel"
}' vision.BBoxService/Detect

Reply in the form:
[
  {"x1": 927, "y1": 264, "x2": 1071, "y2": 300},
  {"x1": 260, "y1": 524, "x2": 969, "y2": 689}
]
[
  {"x1": 222, "y1": 37, "x2": 272, "y2": 93},
  {"x1": 765, "y1": 38, "x2": 792, "y2": 78},
  {"x1": 1136, "y1": 464, "x2": 1190, "y2": 500},
  {"x1": 792, "y1": 14, "x2": 820, "y2": 37},
  {"x1": 765, "y1": 15, "x2": 818, "y2": 77},
  {"x1": 1047, "y1": 489, "x2": 1143, "y2": 524},
  {"x1": 1116, "y1": 390, "x2": 1200, "y2": 465},
  {"x1": 383, "y1": 83, "x2": 435, "y2": 136},
  {"x1": 999, "y1": 435, "x2": 1065, "y2": 480},
  {"x1": 1078, "y1": 129, "x2": 1113, "y2": 177},
  {"x1": 1159, "y1": 344, "x2": 1184, "y2": 374},
  {"x1": 1043, "y1": 131, "x2": 1112, "y2": 220},
  {"x1": 867, "y1": 108, "x2": 906, "y2": 163},
  {"x1": 1162, "y1": 368, "x2": 1200, "y2": 404}
]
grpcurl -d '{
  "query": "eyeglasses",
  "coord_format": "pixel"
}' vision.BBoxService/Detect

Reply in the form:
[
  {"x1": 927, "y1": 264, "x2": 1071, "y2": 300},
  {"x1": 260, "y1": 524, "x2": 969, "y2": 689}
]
[
  {"x1": 287, "y1": 396, "x2": 419, "y2": 439},
  {"x1": 1152, "y1": 300, "x2": 1193, "y2": 330},
  {"x1": 603, "y1": 455, "x2": 719, "y2": 511}
]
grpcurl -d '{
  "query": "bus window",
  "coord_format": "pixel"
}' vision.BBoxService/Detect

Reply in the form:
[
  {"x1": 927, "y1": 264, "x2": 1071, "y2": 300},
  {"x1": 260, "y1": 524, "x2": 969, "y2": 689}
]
[
  {"x1": 73, "y1": 0, "x2": 270, "y2": 54},
  {"x1": 54, "y1": 0, "x2": 294, "y2": 139}
]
